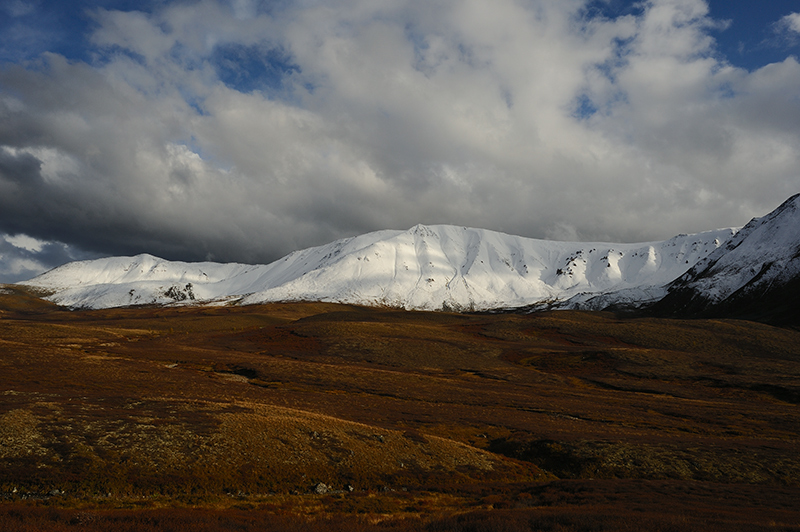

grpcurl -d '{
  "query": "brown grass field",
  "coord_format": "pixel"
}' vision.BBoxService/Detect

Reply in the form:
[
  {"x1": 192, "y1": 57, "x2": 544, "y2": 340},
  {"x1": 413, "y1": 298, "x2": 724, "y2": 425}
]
[{"x1": 1, "y1": 284, "x2": 799, "y2": 531}]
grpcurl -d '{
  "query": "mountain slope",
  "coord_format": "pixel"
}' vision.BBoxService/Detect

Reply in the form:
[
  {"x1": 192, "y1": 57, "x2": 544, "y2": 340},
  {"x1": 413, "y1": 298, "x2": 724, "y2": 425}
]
[
  {"x1": 19, "y1": 225, "x2": 735, "y2": 311},
  {"x1": 654, "y1": 194, "x2": 800, "y2": 324}
]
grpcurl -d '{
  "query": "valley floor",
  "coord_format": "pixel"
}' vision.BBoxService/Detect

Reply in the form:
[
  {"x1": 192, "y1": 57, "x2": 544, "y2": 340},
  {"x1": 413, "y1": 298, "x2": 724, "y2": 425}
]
[{"x1": 1, "y1": 285, "x2": 799, "y2": 531}]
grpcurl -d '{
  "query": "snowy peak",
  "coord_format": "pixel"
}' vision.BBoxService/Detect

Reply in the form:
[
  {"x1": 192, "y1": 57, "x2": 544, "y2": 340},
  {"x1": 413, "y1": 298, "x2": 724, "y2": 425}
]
[
  {"x1": 20, "y1": 223, "x2": 734, "y2": 312},
  {"x1": 240, "y1": 224, "x2": 735, "y2": 311},
  {"x1": 31, "y1": 254, "x2": 233, "y2": 286},
  {"x1": 655, "y1": 194, "x2": 800, "y2": 323},
  {"x1": 702, "y1": 193, "x2": 800, "y2": 280},
  {"x1": 24, "y1": 253, "x2": 263, "y2": 308}
]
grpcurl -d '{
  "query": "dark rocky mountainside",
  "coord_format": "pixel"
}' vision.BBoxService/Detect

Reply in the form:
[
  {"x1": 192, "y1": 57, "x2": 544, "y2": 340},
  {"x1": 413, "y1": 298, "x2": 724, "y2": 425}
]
[{"x1": 653, "y1": 194, "x2": 800, "y2": 326}]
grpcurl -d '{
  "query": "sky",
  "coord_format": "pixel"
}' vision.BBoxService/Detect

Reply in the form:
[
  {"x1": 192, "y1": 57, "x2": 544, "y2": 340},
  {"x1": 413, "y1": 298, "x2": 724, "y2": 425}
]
[{"x1": 1, "y1": 0, "x2": 800, "y2": 282}]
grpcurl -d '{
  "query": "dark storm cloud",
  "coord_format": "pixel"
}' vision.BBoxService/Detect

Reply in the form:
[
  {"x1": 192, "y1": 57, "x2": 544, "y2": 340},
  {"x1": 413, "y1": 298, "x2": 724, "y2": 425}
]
[
  {"x1": 0, "y1": 146, "x2": 41, "y2": 186},
  {"x1": 1, "y1": 0, "x2": 800, "y2": 279}
]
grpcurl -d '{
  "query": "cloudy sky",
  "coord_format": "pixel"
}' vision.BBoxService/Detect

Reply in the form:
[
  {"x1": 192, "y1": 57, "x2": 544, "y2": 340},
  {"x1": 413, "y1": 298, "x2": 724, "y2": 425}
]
[{"x1": 1, "y1": 0, "x2": 800, "y2": 282}]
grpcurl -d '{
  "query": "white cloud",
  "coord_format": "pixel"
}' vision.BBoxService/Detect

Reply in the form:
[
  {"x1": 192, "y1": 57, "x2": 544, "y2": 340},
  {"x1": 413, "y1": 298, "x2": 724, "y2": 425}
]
[
  {"x1": 1, "y1": 0, "x2": 799, "y2": 268},
  {"x1": 91, "y1": 9, "x2": 176, "y2": 62},
  {"x1": 5, "y1": 233, "x2": 44, "y2": 252},
  {"x1": 0, "y1": 233, "x2": 96, "y2": 283},
  {"x1": 2, "y1": 1, "x2": 37, "y2": 18},
  {"x1": 779, "y1": 13, "x2": 800, "y2": 34}
]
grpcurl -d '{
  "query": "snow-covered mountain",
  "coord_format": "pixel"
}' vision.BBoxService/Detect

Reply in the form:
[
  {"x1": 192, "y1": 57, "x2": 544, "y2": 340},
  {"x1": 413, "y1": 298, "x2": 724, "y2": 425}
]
[
  {"x1": 654, "y1": 193, "x2": 800, "y2": 324},
  {"x1": 19, "y1": 224, "x2": 736, "y2": 312}
]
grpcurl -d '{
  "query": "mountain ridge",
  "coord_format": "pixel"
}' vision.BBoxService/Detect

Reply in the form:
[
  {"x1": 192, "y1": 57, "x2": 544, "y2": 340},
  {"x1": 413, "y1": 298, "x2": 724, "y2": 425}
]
[
  {"x1": 653, "y1": 193, "x2": 800, "y2": 324},
  {"x1": 18, "y1": 223, "x2": 738, "y2": 312}
]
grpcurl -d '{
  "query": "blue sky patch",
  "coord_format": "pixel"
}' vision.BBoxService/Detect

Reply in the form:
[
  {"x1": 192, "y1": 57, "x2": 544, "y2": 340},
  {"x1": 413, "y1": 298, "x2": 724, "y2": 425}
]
[{"x1": 210, "y1": 42, "x2": 299, "y2": 95}]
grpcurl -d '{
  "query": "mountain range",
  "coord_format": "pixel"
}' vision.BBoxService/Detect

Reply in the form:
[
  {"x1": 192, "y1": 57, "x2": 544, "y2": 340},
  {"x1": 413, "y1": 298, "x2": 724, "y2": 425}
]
[{"x1": 17, "y1": 194, "x2": 800, "y2": 324}]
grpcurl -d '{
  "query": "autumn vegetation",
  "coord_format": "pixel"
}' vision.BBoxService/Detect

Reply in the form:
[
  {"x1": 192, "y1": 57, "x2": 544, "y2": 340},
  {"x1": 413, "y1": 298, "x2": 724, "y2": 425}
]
[{"x1": 1, "y1": 284, "x2": 799, "y2": 530}]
